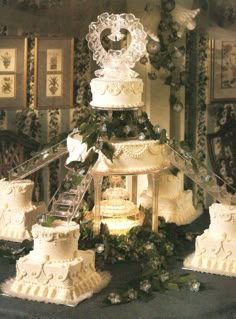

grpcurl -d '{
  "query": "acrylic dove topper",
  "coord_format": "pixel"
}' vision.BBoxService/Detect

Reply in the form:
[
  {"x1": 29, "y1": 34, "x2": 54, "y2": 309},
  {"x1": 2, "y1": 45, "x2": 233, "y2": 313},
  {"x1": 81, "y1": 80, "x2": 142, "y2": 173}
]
[{"x1": 86, "y1": 12, "x2": 147, "y2": 80}]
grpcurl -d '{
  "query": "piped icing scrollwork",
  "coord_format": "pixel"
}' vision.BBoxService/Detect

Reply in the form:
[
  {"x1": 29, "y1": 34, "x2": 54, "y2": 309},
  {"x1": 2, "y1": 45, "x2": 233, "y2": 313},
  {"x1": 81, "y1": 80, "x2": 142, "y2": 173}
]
[
  {"x1": 91, "y1": 79, "x2": 143, "y2": 96},
  {"x1": 32, "y1": 221, "x2": 80, "y2": 242}
]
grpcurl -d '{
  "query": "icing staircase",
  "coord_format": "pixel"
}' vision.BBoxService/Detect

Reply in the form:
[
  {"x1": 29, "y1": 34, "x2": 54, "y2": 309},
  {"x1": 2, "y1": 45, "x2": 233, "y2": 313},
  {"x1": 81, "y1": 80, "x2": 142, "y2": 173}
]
[
  {"x1": 166, "y1": 143, "x2": 236, "y2": 205},
  {"x1": 47, "y1": 165, "x2": 93, "y2": 221}
]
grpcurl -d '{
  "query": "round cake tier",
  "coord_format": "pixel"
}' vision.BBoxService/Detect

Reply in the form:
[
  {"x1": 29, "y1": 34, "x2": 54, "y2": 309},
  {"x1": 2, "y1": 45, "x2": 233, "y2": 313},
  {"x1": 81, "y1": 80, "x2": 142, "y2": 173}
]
[
  {"x1": 100, "y1": 218, "x2": 142, "y2": 235},
  {"x1": 90, "y1": 78, "x2": 143, "y2": 109},
  {"x1": 102, "y1": 187, "x2": 129, "y2": 200},
  {"x1": 0, "y1": 179, "x2": 33, "y2": 211},
  {"x1": 208, "y1": 203, "x2": 236, "y2": 239},
  {"x1": 159, "y1": 173, "x2": 183, "y2": 200},
  {"x1": 32, "y1": 220, "x2": 80, "y2": 261},
  {"x1": 99, "y1": 199, "x2": 139, "y2": 218},
  {"x1": 93, "y1": 139, "x2": 170, "y2": 175}
]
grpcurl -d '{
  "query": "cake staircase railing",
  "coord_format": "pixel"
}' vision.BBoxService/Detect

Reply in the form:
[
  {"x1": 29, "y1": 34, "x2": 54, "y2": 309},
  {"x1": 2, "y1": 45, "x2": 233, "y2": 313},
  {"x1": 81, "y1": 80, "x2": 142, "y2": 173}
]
[
  {"x1": 165, "y1": 143, "x2": 236, "y2": 205},
  {"x1": 8, "y1": 138, "x2": 68, "y2": 181},
  {"x1": 46, "y1": 165, "x2": 94, "y2": 221}
]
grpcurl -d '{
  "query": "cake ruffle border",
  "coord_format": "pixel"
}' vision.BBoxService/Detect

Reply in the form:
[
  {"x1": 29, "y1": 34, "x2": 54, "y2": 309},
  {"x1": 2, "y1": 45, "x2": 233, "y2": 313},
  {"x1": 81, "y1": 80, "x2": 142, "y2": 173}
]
[
  {"x1": 1, "y1": 271, "x2": 111, "y2": 307},
  {"x1": 183, "y1": 253, "x2": 236, "y2": 277}
]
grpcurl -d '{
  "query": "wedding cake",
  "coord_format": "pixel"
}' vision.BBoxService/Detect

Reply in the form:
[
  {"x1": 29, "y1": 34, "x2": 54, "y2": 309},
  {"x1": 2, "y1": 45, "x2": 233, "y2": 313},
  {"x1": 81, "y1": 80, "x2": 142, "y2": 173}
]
[
  {"x1": 0, "y1": 179, "x2": 45, "y2": 242},
  {"x1": 2, "y1": 220, "x2": 111, "y2": 306},
  {"x1": 102, "y1": 187, "x2": 129, "y2": 200},
  {"x1": 98, "y1": 196, "x2": 143, "y2": 235},
  {"x1": 139, "y1": 172, "x2": 200, "y2": 225},
  {"x1": 184, "y1": 203, "x2": 236, "y2": 277}
]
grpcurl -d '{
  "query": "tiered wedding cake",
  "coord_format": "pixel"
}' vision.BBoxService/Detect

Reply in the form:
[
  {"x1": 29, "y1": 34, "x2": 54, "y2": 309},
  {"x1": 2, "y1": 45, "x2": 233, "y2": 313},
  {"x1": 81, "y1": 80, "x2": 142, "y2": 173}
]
[
  {"x1": 0, "y1": 179, "x2": 45, "y2": 242},
  {"x1": 2, "y1": 220, "x2": 110, "y2": 305},
  {"x1": 67, "y1": 13, "x2": 170, "y2": 177},
  {"x1": 140, "y1": 172, "x2": 199, "y2": 225},
  {"x1": 184, "y1": 203, "x2": 236, "y2": 277}
]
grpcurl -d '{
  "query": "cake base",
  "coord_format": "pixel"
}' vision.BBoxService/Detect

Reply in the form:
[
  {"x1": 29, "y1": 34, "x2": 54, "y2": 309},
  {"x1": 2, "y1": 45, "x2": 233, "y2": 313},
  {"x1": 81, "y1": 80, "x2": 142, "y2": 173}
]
[
  {"x1": 140, "y1": 190, "x2": 200, "y2": 225},
  {"x1": 1, "y1": 250, "x2": 111, "y2": 306},
  {"x1": 183, "y1": 253, "x2": 236, "y2": 277},
  {"x1": 0, "y1": 202, "x2": 46, "y2": 242},
  {"x1": 183, "y1": 203, "x2": 236, "y2": 277}
]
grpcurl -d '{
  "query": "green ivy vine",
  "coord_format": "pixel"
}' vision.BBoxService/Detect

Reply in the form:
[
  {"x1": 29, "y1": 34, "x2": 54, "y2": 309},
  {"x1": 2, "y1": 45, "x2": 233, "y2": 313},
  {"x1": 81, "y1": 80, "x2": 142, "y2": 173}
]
[
  {"x1": 77, "y1": 209, "x2": 201, "y2": 305},
  {"x1": 142, "y1": 0, "x2": 187, "y2": 113}
]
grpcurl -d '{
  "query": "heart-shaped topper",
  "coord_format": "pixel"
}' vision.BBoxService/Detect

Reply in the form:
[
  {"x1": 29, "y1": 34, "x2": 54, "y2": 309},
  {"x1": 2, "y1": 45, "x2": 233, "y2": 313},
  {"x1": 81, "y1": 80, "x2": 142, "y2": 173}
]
[{"x1": 86, "y1": 12, "x2": 147, "y2": 80}]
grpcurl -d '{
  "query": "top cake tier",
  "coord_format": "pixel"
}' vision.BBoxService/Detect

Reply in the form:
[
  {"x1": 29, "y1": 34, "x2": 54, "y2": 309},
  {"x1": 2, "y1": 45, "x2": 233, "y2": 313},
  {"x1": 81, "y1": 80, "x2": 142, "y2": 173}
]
[
  {"x1": 90, "y1": 78, "x2": 144, "y2": 110},
  {"x1": 86, "y1": 13, "x2": 147, "y2": 110}
]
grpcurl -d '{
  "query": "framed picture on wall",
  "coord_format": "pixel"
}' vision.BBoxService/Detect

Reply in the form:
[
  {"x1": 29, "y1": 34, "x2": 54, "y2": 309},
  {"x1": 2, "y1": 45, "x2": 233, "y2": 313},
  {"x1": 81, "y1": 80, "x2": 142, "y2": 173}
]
[
  {"x1": 210, "y1": 40, "x2": 236, "y2": 103},
  {"x1": 35, "y1": 37, "x2": 74, "y2": 109},
  {"x1": 0, "y1": 37, "x2": 27, "y2": 110}
]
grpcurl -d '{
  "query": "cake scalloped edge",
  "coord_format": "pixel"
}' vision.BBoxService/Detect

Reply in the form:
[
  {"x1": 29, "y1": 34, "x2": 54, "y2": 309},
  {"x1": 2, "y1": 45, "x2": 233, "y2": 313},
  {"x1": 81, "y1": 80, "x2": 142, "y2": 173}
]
[
  {"x1": 183, "y1": 253, "x2": 236, "y2": 278},
  {"x1": 1, "y1": 271, "x2": 111, "y2": 307}
]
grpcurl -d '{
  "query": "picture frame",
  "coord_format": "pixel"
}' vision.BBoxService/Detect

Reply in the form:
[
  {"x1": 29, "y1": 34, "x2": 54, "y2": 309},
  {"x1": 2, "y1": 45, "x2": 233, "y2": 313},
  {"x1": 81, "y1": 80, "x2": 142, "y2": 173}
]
[
  {"x1": 35, "y1": 37, "x2": 74, "y2": 109},
  {"x1": 210, "y1": 39, "x2": 236, "y2": 103},
  {"x1": 0, "y1": 37, "x2": 27, "y2": 110}
]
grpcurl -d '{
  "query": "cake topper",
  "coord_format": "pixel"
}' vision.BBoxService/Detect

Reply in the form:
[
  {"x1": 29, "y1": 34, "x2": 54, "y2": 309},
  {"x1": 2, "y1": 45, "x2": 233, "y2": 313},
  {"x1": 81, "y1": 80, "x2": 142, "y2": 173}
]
[{"x1": 86, "y1": 12, "x2": 147, "y2": 80}]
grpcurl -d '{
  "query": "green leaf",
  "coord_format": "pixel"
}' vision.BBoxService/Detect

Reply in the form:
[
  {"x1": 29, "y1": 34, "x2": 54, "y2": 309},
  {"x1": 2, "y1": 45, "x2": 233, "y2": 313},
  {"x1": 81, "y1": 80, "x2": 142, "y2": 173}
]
[
  {"x1": 101, "y1": 141, "x2": 115, "y2": 162},
  {"x1": 71, "y1": 175, "x2": 83, "y2": 186},
  {"x1": 42, "y1": 215, "x2": 57, "y2": 227},
  {"x1": 84, "y1": 131, "x2": 98, "y2": 150},
  {"x1": 84, "y1": 149, "x2": 99, "y2": 166},
  {"x1": 160, "y1": 129, "x2": 167, "y2": 144}
]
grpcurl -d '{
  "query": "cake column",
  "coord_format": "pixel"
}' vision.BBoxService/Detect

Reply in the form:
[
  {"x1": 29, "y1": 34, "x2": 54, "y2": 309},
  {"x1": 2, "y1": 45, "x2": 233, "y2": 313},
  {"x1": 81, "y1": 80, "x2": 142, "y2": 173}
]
[
  {"x1": 131, "y1": 175, "x2": 138, "y2": 205},
  {"x1": 93, "y1": 175, "x2": 103, "y2": 234},
  {"x1": 151, "y1": 173, "x2": 160, "y2": 232}
]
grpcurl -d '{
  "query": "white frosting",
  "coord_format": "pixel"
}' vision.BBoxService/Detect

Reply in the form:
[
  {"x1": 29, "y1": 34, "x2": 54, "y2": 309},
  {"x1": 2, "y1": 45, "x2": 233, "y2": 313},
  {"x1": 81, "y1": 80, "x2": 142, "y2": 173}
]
[
  {"x1": 102, "y1": 187, "x2": 129, "y2": 200},
  {"x1": 99, "y1": 199, "x2": 139, "y2": 218},
  {"x1": 0, "y1": 179, "x2": 34, "y2": 211},
  {"x1": 95, "y1": 198, "x2": 143, "y2": 235},
  {"x1": 66, "y1": 135, "x2": 169, "y2": 175},
  {"x1": 2, "y1": 221, "x2": 111, "y2": 305},
  {"x1": 159, "y1": 173, "x2": 183, "y2": 200},
  {"x1": 99, "y1": 218, "x2": 142, "y2": 235},
  {"x1": 93, "y1": 139, "x2": 170, "y2": 175},
  {"x1": 90, "y1": 78, "x2": 143, "y2": 109},
  {"x1": 32, "y1": 221, "x2": 80, "y2": 261},
  {"x1": 184, "y1": 203, "x2": 236, "y2": 277},
  {"x1": 0, "y1": 202, "x2": 46, "y2": 242}
]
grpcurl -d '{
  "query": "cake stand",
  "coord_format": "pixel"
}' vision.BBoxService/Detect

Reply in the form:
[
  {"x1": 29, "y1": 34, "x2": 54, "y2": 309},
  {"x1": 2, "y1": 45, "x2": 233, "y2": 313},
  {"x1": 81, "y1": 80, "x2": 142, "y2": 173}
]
[{"x1": 90, "y1": 104, "x2": 170, "y2": 234}]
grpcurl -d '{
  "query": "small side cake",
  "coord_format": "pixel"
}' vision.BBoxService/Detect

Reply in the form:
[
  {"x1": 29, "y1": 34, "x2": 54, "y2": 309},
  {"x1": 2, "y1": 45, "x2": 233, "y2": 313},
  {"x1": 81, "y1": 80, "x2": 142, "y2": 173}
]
[
  {"x1": 184, "y1": 203, "x2": 236, "y2": 277},
  {"x1": 0, "y1": 179, "x2": 46, "y2": 242},
  {"x1": 2, "y1": 221, "x2": 111, "y2": 306}
]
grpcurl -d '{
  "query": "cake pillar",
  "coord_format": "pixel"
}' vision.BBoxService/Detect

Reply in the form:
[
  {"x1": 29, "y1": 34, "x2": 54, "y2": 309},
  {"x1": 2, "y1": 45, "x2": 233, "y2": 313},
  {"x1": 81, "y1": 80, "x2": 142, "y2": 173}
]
[
  {"x1": 93, "y1": 175, "x2": 103, "y2": 235},
  {"x1": 131, "y1": 175, "x2": 138, "y2": 205},
  {"x1": 151, "y1": 173, "x2": 160, "y2": 232}
]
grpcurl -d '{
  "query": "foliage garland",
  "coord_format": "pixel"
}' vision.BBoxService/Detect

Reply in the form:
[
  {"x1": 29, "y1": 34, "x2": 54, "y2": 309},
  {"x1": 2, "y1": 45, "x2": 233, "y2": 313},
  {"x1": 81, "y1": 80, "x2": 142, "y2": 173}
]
[
  {"x1": 195, "y1": 33, "x2": 208, "y2": 207},
  {"x1": 0, "y1": 24, "x2": 8, "y2": 127},
  {"x1": 141, "y1": 0, "x2": 186, "y2": 113},
  {"x1": 16, "y1": 33, "x2": 41, "y2": 140},
  {"x1": 48, "y1": 109, "x2": 60, "y2": 197}
]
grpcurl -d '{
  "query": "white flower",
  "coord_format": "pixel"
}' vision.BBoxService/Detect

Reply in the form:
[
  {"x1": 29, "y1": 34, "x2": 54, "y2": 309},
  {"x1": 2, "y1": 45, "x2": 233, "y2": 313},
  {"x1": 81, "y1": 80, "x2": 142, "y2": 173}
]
[
  {"x1": 107, "y1": 293, "x2": 121, "y2": 304},
  {"x1": 140, "y1": 280, "x2": 151, "y2": 293}
]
